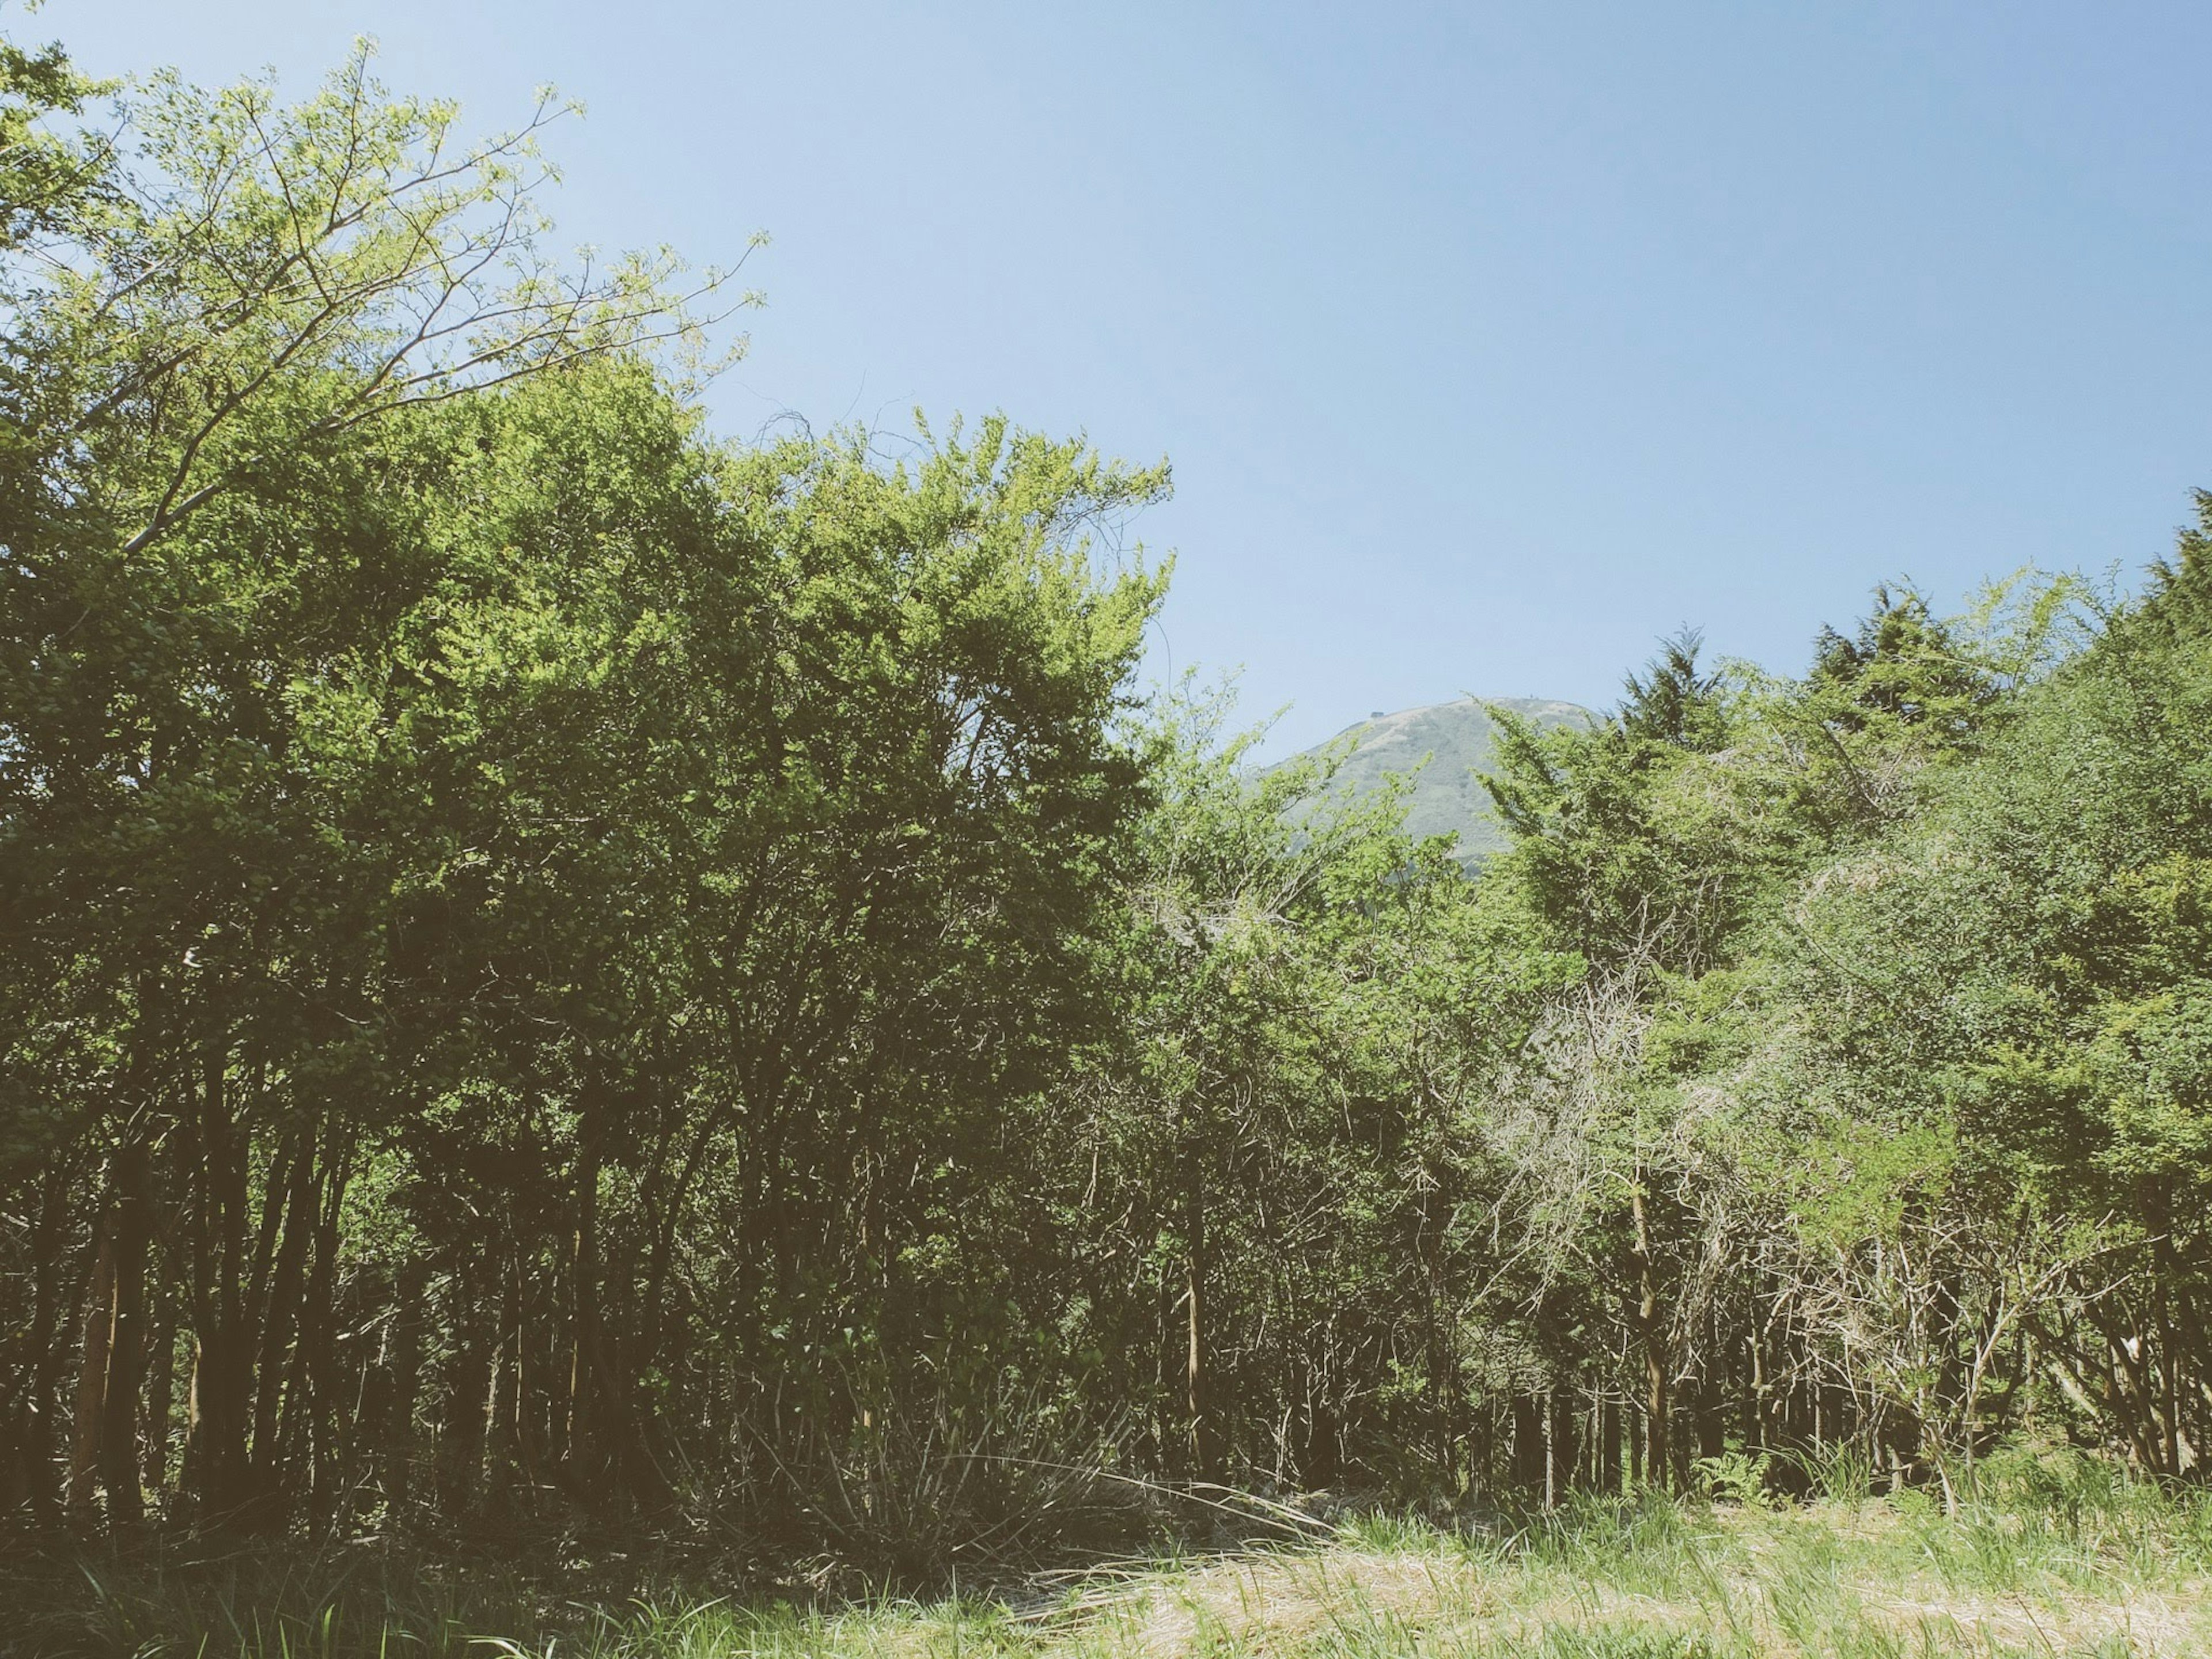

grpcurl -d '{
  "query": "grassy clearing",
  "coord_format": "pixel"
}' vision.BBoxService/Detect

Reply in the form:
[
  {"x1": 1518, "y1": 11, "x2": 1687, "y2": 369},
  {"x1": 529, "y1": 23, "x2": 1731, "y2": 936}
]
[{"x1": 13, "y1": 1453, "x2": 2212, "y2": 1658}]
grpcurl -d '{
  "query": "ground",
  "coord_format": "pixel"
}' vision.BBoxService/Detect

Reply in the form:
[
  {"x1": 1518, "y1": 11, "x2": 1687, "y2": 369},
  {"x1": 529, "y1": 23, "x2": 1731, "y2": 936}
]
[
  {"x1": 20, "y1": 1457, "x2": 2212, "y2": 1657},
  {"x1": 670, "y1": 1492, "x2": 2212, "y2": 1658}
]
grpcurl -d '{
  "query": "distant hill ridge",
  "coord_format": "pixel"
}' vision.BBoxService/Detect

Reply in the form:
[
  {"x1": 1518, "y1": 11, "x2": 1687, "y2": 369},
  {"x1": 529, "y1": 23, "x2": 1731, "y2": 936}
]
[{"x1": 1286, "y1": 695, "x2": 1597, "y2": 863}]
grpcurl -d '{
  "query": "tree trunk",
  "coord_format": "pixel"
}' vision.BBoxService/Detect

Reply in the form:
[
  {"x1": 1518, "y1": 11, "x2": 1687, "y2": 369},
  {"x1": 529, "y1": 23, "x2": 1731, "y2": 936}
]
[
  {"x1": 1601, "y1": 1390, "x2": 1622, "y2": 1495},
  {"x1": 1512, "y1": 1393, "x2": 1544, "y2": 1493},
  {"x1": 438, "y1": 1263, "x2": 491, "y2": 1522},
  {"x1": 1183, "y1": 1157, "x2": 1216, "y2": 1482},
  {"x1": 1419, "y1": 1174, "x2": 1459, "y2": 1487},
  {"x1": 567, "y1": 1134, "x2": 603, "y2": 1487},
  {"x1": 383, "y1": 1259, "x2": 426, "y2": 1518},
  {"x1": 3, "y1": 1164, "x2": 73, "y2": 1526},
  {"x1": 1548, "y1": 1388, "x2": 1579, "y2": 1506},
  {"x1": 245, "y1": 1141, "x2": 315, "y2": 1529},
  {"x1": 1697, "y1": 1377, "x2": 1727, "y2": 1461},
  {"x1": 490, "y1": 1243, "x2": 522, "y2": 1499},
  {"x1": 99, "y1": 1137, "x2": 154, "y2": 1527},
  {"x1": 69, "y1": 1223, "x2": 115, "y2": 1523},
  {"x1": 1629, "y1": 1181, "x2": 1669, "y2": 1490},
  {"x1": 142, "y1": 1281, "x2": 176, "y2": 1500},
  {"x1": 288, "y1": 1142, "x2": 346, "y2": 1531},
  {"x1": 185, "y1": 1044, "x2": 253, "y2": 1523}
]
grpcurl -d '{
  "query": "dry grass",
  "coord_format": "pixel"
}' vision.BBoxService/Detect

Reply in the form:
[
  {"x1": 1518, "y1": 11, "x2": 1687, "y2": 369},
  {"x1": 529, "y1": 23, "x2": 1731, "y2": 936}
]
[{"x1": 1046, "y1": 1499, "x2": 2212, "y2": 1658}]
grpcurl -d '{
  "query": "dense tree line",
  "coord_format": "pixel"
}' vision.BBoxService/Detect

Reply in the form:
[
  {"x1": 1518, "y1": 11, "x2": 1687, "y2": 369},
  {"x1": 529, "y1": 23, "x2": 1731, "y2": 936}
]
[
  {"x1": 1475, "y1": 556, "x2": 2212, "y2": 1511},
  {"x1": 3, "y1": 32, "x2": 2207, "y2": 1567}
]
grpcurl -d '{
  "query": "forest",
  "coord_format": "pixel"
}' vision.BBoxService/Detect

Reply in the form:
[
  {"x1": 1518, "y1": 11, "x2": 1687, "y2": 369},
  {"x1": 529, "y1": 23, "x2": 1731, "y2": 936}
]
[{"x1": 3, "y1": 25, "x2": 2211, "y2": 1656}]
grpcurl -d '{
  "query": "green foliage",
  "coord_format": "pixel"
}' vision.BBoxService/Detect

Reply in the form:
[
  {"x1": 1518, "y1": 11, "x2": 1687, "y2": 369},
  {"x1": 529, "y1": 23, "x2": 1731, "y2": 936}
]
[
  {"x1": 1688, "y1": 1450, "x2": 1774, "y2": 1509},
  {"x1": 0, "y1": 21, "x2": 104, "y2": 251},
  {"x1": 1620, "y1": 628, "x2": 1729, "y2": 753}
]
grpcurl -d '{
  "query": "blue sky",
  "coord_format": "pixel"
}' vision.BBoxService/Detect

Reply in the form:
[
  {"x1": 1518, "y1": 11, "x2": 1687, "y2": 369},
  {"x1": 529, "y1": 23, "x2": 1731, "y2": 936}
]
[{"x1": 37, "y1": 1, "x2": 2212, "y2": 754}]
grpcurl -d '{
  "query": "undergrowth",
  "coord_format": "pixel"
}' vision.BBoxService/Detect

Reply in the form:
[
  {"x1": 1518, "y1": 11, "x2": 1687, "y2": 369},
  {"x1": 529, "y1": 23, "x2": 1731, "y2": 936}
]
[{"x1": 8, "y1": 1449, "x2": 2210, "y2": 1657}]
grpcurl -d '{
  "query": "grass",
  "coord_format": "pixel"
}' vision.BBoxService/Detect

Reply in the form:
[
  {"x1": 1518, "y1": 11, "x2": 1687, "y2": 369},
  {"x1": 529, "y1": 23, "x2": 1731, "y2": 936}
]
[{"x1": 10, "y1": 1450, "x2": 2211, "y2": 1658}]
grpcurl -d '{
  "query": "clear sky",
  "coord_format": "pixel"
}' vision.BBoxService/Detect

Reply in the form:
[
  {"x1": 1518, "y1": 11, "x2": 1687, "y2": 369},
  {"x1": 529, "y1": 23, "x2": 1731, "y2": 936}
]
[{"x1": 35, "y1": 1, "x2": 2212, "y2": 755}]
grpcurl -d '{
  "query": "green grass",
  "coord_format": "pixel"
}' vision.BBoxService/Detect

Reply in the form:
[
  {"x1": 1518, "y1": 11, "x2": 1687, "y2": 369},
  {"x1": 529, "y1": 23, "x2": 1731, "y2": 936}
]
[{"x1": 11, "y1": 1451, "x2": 2210, "y2": 1658}]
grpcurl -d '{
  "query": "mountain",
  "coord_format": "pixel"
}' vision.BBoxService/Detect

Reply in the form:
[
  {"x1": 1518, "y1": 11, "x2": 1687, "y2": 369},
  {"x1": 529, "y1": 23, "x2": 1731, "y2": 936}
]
[{"x1": 1283, "y1": 695, "x2": 1597, "y2": 864}]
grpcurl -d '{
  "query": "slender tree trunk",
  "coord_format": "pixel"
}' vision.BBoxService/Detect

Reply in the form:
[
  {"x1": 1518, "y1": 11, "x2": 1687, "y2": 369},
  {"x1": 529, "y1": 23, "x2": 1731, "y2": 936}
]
[
  {"x1": 1630, "y1": 1180, "x2": 1669, "y2": 1490},
  {"x1": 1629, "y1": 1395, "x2": 1645, "y2": 1490},
  {"x1": 1744, "y1": 1324, "x2": 1764, "y2": 1452},
  {"x1": 3, "y1": 1164, "x2": 72, "y2": 1525},
  {"x1": 1546, "y1": 1388, "x2": 1580, "y2": 1506},
  {"x1": 567, "y1": 1134, "x2": 603, "y2": 1486},
  {"x1": 100, "y1": 1137, "x2": 154, "y2": 1526},
  {"x1": 491, "y1": 1243, "x2": 522, "y2": 1499},
  {"x1": 1512, "y1": 1394, "x2": 1544, "y2": 1493},
  {"x1": 69, "y1": 1224, "x2": 115, "y2": 1524},
  {"x1": 1184, "y1": 1156, "x2": 1215, "y2": 1481},
  {"x1": 142, "y1": 1280, "x2": 176, "y2": 1502},
  {"x1": 186, "y1": 1043, "x2": 253, "y2": 1522},
  {"x1": 2145, "y1": 1183, "x2": 2182, "y2": 1477},
  {"x1": 1419, "y1": 1172, "x2": 1459, "y2": 1487},
  {"x1": 289, "y1": 1142, "x2": 346, "y2": 1532},
  {"x1": 1601, "y1": 1390, "x2": 1622, "y2": 1495},
  {"x1": 383, "y1": 1259, "x2": 426, "y2": 1518},
  {"x1": 1696, "y1": 1381, "x2": 1726, "y2": 1461},
  {"x1": 438, "y1": 1262, "x2": 491, "y2": 1522},
  {"x1": 245, "y1": 1142, "x2": 315, "y2": 1528}
]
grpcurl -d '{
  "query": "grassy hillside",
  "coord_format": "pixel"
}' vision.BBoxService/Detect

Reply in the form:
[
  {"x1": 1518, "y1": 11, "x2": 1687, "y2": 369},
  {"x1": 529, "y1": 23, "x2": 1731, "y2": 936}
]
[{"x1": 1290, "y1": 696, "x2": 1596, "y2": 863}]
